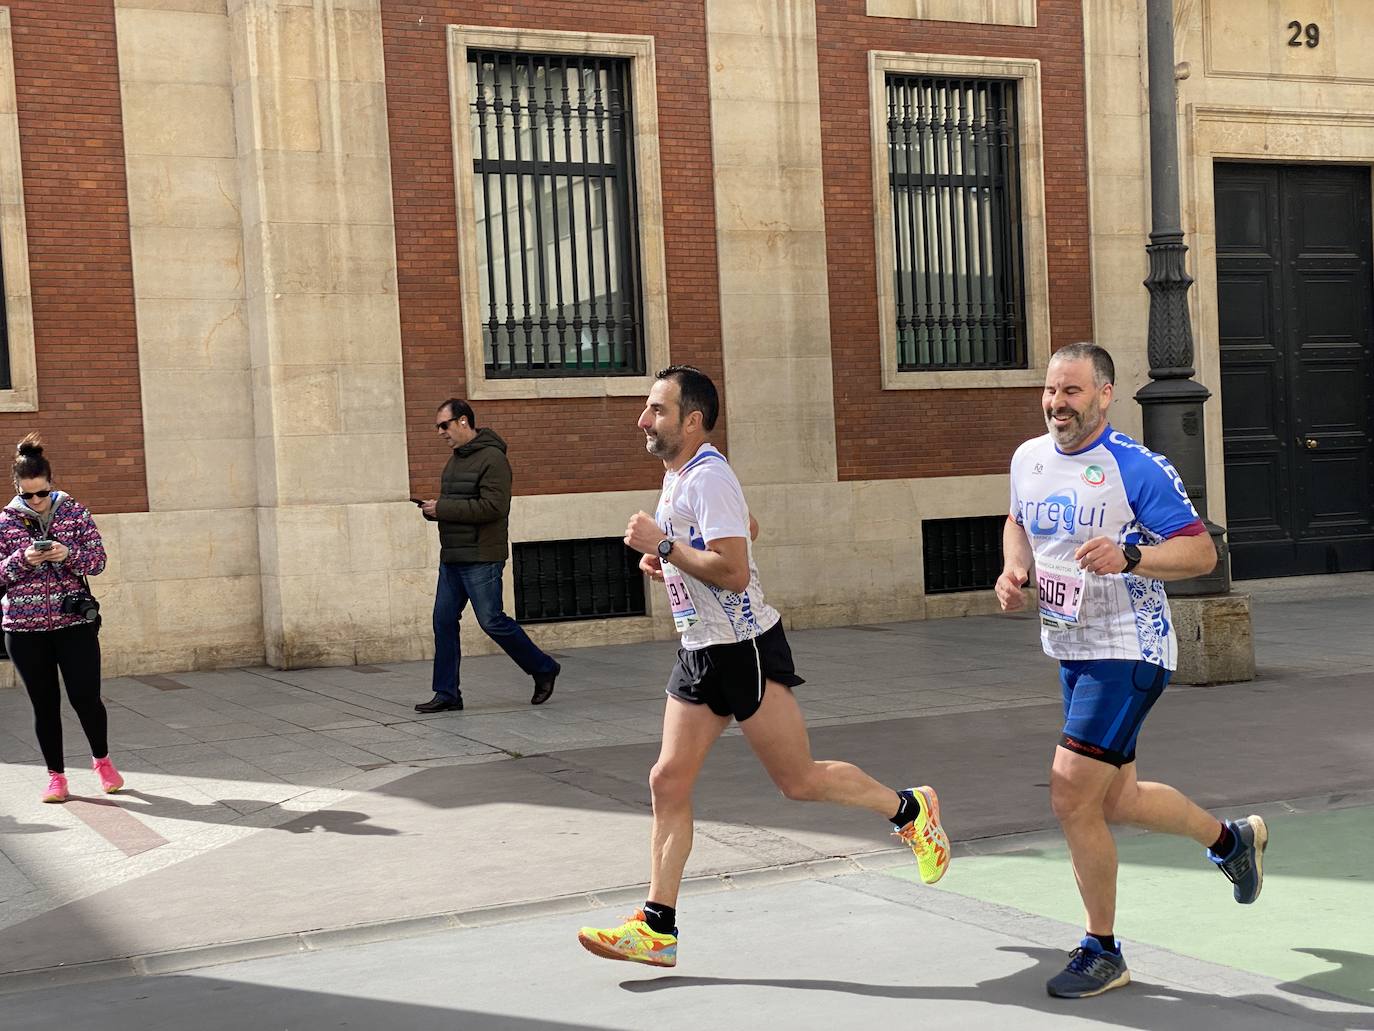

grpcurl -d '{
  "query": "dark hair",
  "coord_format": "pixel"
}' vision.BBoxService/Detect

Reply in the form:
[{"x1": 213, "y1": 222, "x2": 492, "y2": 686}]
[
  {"x1": 13, "y1": 433, "x2": 50, "y2": 486},
  {"x1": 436, "y1": 398, "x2": 476, "y2": 429},
  {"x1": 655, "y1": 365, "x2": 719, "y2": 432},
  {"x1": 1050, "y1": 342, "x2": 1115, "y2": 387}
]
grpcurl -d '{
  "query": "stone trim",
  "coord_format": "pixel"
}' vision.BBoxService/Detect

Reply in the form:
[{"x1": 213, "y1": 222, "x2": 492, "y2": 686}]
[
  {"x1": 867, "y1": 51, "x2": 1051, "y2": 391},
  {"x1": 446, "y1": 25, "x2": 670, "y2": 400},
  {"x1": 866, "y1": 0, "x2": 1035, "y2": 30},
  {"x1": 0, "y1": 9, "x2": 37, "y2": 412}
]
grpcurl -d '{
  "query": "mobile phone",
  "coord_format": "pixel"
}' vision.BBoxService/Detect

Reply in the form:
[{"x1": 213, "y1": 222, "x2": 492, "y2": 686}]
[
  {"x1": 410, "y1": 498, "x2": 426, "y2": 507},
  {"x1": 33, "y1": 539, "x2": 54, "y2": 551}
]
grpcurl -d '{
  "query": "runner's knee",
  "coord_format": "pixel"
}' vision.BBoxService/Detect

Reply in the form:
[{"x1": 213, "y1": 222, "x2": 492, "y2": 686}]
[
  {"x1": 648, "y1": 760, "x2": 694, "y2": 807},
  {"x1": 771, "y1": 765, "x2": 821, "y2": 802},
  {"x1": 1049, "y1": 770, "x2": 1101, "y2": 823}
]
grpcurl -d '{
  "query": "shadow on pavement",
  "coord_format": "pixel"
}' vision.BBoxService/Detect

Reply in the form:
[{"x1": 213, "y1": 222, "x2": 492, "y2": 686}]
[
  {"x1": 621, "y1": 945, "x2": 1374, "y2": 1029},
  {"x1": 1282, "y1": 948, "x2": 1374, "y2": 1008},
  {"x1": 5, "y1": 974, "x2": 606, "y2": 1031},
  {"x1": 0, "y1": 814, "x2": 64, "y2": 834},
  {"x1": 112, "y1": 790, "x2": 401, "y2": 836}
]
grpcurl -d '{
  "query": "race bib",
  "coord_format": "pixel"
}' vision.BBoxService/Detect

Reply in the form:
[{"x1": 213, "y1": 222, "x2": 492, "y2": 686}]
[
  {"x1": 1036, "y1": 553, "x2": 1086, "y2": 631},
  {"x1": 662, "y1": 561, "x2": 699, "y2": 633}
]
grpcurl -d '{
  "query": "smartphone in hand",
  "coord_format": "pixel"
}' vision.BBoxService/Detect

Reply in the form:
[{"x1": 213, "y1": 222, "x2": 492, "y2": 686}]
[
  {"x1": 409, "y1": 498, "x2": 426, "y2": 507},
  {"x1": 33, "y1": 539, "x2": 54, "y2": 551}
]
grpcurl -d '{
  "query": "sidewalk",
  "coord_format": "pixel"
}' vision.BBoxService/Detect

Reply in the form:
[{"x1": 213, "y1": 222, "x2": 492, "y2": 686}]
[{"x1": 0, "y1": 574, "x2": 1371, "y2": 991}]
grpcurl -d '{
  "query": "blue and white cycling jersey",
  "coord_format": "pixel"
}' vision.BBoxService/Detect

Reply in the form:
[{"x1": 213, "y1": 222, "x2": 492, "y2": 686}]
[
  {"x1": 655, "y1": 443, "x2": 779, "y2": 650},
  {"x1": 1009, "y1": 425, "x2": 1206, "y2": 669}
]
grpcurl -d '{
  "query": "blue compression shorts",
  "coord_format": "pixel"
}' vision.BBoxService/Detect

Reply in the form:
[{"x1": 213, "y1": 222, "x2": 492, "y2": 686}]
[{"x1": 1058, "y1": 659, "x2": 1169, "y2": 767}]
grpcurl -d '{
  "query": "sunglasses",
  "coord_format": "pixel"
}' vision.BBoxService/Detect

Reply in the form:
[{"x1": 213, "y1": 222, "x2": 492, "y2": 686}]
[
  {"x1": 435, "y1": 418, "x2": 457, "y2": 431},
  {"x1": 18, "y1": 489, "x2": 51, "y2": 500}
]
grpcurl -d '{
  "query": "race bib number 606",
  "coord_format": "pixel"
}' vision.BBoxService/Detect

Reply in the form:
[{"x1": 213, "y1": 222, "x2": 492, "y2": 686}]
[{"x1": 1036, "y1": 554, "x2": 1086, "y2": 631}]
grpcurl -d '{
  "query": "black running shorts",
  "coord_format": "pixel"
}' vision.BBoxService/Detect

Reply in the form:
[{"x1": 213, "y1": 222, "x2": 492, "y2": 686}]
[{"x1": 666, "y1": 620, "x2": 805, "y2": 722}]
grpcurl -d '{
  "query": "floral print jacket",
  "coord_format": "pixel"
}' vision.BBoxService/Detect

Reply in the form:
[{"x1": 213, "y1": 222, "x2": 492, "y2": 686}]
[{"x1": 0, "y1": 491, "x2": 106, "y2": 632}]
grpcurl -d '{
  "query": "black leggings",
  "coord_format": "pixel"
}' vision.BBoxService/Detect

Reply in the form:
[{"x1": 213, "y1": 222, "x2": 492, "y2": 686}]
[{"x1": 7, "y1": 624, "x2": 106, "y2": 773}]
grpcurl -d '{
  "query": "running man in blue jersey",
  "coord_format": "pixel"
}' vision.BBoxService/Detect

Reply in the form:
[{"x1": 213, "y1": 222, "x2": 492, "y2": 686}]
[{"x1": 995, "y1": 343, "x2": 1268, "y2": 999}]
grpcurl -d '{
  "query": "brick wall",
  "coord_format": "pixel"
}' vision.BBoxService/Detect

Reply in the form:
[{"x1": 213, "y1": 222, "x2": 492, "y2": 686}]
[
  {"x1": 0, "y1": 2, "x2": 146, "y2": 514},
  {"x1": 380, "y1": 2, "x2": 725, "y2": 498},
  {"x1": 816, "y1": 0, "x2": 1092, "y2": 480}
]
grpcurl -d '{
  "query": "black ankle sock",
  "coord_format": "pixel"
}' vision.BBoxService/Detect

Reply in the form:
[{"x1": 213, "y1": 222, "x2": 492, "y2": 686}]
[
  {"x1": 1210, "y1": 822, "x2": 1235, "y2": 857},
  {"x1": 890, "y1": 789, "x2": 922, "y2": 827},
  {"x1": 641, "y1": 902, "x2": 676, "y2": 935},
  {"x1": 1089, "y1": 932, "x2": 1119, "y2": 954}
]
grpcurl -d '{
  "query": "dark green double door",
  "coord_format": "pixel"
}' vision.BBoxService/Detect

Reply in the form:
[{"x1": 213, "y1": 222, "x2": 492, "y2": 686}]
[{"x1": 1216, "y1": 163, "x2": 1374, "y2": 578}]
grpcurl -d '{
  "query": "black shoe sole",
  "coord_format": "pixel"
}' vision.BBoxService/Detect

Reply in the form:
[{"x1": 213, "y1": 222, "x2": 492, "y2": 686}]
[{"x1": 415, "y1": 703, "x2": 464, "y2": 713}]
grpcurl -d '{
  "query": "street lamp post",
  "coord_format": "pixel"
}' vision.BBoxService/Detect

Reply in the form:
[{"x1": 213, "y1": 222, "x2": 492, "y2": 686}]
[{"x1": 1136, "y1": 0, "x2": 1230, "y2": 595}]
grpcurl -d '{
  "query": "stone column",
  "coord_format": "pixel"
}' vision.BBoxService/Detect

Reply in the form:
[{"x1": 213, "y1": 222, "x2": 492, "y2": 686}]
[
  {"x1": 705, "y1": 0, "x2": 837, "y2": 486},
  {"x1": 229, "y1": 0, "x2": 418, "y2": 667}
]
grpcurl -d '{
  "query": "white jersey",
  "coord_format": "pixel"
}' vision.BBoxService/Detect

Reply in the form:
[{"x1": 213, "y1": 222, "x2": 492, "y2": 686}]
[
  {"x1": 1009, "y1": 425, "x2": 1207, "y2": 670},
  {"x1": 654, "y1": 443, "x2": 779, "y2": 650}
]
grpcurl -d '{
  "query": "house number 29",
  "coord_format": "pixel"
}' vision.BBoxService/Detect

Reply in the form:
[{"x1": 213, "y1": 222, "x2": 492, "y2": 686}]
[{"x1": 1287, "y1": 21, "x2": 1320, "y2": 47}]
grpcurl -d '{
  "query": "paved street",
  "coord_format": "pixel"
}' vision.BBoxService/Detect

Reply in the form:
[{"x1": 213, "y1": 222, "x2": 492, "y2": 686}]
[{"x1": 0, "y1": 574, "x2": 1371, "y2": 1028}]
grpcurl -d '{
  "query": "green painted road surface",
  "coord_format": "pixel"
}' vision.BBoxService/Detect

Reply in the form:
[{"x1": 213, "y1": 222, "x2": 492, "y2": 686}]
[{"x1": 886, "y1": 804, "x2": 1374, "y2": 1006}]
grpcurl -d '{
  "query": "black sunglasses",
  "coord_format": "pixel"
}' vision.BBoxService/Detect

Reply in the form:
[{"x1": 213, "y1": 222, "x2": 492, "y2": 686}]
[
  {"x1": 435, "y1": 418, "x2": 455, "y2": 431},
  {"x1": 18, "y1": 489, "x2": 51, "y2": 500}
]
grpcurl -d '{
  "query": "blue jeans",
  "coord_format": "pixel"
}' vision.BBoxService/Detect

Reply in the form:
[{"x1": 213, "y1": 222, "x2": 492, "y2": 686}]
[{"x1": 432, "y1": 560, "x2": 555, "y2": 700}]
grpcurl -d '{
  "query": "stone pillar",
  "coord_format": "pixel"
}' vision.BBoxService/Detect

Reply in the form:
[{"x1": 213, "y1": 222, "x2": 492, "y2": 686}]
[
  {"x1": 1169, "y1": 593, "x2": 1255, "y2": 685},
  {"x1": 705, "y1": 0, "x2": 837, "y2": 486},
  {"x1": 229, "y1": 0, "x2": 419, "y2": 667}
]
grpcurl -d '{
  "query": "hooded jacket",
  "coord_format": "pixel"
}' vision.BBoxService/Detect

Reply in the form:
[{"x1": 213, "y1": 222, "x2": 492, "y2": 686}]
[
  {"x1": 0, "y1": 491, "x2": 106, "y2": 632},
  {"x1": 434, "y1": 428, "x2": 512, "y2": 563}
]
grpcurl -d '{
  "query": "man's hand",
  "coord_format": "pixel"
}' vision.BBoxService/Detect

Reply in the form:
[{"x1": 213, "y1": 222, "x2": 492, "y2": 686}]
[
  {"x1": 625, "y1": 511, "x2": 664, "y2": 556},
  {"x1": 420, "y1": 500, "x2": 438, "y2": 520},
  {"x1": 639, "y1": 553, "x2": 665, "y2": 582},
  {"x1": 995, "y1": 566, "x2": 1029, "y2": 611},
  {"x1": 1074, "y1": 536, "x2": 1126, "y2": 576}
]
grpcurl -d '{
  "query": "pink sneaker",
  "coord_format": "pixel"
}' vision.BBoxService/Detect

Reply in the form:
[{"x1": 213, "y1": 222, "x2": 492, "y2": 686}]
[
  {"x1": 92, "y1": 755, "x2": 124, "y2": 794},
  {"x1": 42, "y1": 772, "x2": 68, "y2": 803}
]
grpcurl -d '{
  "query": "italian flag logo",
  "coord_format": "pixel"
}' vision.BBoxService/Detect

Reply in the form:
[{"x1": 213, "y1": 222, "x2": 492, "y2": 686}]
[{"x1": 1082, "y1": 464, "x2": 1106, "y2": 486}]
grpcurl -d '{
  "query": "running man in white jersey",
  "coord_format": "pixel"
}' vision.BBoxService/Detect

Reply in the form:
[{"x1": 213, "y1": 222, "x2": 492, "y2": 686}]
[
  {"x1": 996, "y1": 343, "x2": 1268, "y2": 999},
  {"x1": 577, "y1": 366, "x2": 950, "y2": 967}
]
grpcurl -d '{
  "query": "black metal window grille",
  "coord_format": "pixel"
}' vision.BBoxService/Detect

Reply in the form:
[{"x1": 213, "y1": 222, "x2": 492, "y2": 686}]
[
  {"x1": 922, "y1": 515, "x2": 1006, "y2": 594},
  {"x1": 886, "y1": 75, "x2": 1027, "y2": 370},
  {"x1": 513, "y1": 537, "x2": 647, "y2": 623},
  {"x1": 469, "y1": 50, "x2": 645, "y2": 378}
]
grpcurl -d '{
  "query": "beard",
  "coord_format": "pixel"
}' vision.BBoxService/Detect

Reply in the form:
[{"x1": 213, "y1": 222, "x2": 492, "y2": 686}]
[
  {"x1": 1045, "y1": 404, "x2": 1104, "y2": 449},
  {"x1": 645, "y1": 428, "x2": 681, "y2": 461}
]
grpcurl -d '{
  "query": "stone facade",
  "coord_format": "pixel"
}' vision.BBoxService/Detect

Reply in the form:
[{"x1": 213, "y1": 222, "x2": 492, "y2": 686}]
[{"x1": 9, "y1": 0, "x2": 1339, "y2": 682}]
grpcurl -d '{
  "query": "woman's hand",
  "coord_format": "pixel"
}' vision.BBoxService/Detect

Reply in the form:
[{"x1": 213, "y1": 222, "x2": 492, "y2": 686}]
[{"x1": 45, "y1": 542, "x2": 70, "y2": 564}]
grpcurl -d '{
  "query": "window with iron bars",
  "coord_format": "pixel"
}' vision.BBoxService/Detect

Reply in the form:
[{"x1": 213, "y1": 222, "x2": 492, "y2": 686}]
[
  {"x1": 922, "y1": 515, "x2": 1007, "y2": 594},
  {"x1": 886, "y1": 75, "x2": 1027, "y2": 371},
  {"x1": 513, "y1": 537, "x2": 647, "y2": 623},
  {"x1": 468, "y1": 50, "x2": 645, "y2": 378}
]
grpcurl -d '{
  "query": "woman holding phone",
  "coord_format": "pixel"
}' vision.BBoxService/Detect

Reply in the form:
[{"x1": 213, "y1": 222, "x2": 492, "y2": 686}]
[{"x1": 0, "y1": 434, "x2": 118, "y2": 802}]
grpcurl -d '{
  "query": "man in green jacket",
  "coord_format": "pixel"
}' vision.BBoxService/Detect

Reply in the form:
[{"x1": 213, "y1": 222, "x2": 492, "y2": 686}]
[{"x1": 416, "y1": 398, "x2": 560, "y2": 713}]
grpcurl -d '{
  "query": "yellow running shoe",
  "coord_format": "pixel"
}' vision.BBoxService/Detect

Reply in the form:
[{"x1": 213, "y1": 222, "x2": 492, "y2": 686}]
[
  {"x1": 577, "y1": 910, "x2": 677, "y2": 967},
  {"x1": 893, "y1": 785, "x2": 950, "y2": 884}
]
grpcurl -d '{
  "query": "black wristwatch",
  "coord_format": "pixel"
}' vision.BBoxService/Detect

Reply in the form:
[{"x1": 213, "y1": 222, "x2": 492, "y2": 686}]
[
  {"x1": 1121, "y1": 543, "x2": 1142, "y2": 574},
  {"x1": 657, "y1": 538, "x2": 674, "y2": 561}
]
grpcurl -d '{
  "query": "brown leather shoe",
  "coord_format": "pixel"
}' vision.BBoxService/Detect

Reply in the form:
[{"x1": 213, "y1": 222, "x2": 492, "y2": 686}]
[{"x1": 530, "y1": 662, "x2": 560, "y2": 705}]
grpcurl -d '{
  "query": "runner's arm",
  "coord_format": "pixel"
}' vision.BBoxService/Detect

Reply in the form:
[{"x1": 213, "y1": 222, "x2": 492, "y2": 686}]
[
  {"x1": 665, "y1": 535, "x2": 750, "y2": 594},
  {"x1": 995, "y1": 515, "x2": 1033, "y2": 612},
  {"x1": 1074, "y1": 529, "x2": 1216, "y2": 580},
  {"x1": 624, "y1": 511, "x2": 750, "y2": 593},
  {"x1": 749, "y1": 514, "x2": 759, "y2": 541}
]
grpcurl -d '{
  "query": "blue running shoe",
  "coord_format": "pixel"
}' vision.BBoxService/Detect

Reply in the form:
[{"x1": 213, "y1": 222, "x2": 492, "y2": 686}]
[
  {"x1": 1046, "y1": 937, "x2": 1130, "y2": 999},
  {"x1": 1208, "y1": 815, "x2": 1267, "y2": 904}
]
